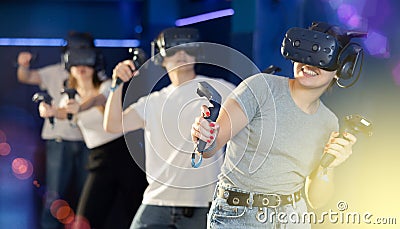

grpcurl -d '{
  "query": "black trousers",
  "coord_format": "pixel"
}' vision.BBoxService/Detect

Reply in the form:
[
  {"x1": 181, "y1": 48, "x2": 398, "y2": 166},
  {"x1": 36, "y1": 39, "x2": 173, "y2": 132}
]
[{"x1": 74, "y1": 136, "x2": 147, "y2": 229}]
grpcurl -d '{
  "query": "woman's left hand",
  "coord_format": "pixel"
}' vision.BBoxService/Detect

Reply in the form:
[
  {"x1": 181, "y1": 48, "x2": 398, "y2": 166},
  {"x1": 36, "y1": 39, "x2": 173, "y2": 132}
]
[
  {"x1": 65, "y1": 99, "x2": 80, "y2": 114},
  {"x1": 323, "y1": 131, "x2": 357, "y2": 168}
]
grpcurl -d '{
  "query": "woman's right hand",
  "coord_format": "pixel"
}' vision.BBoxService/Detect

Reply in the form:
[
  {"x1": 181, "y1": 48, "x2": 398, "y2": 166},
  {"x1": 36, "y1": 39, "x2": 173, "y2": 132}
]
[
  {"x1": 191, "y1": 105, "x2": 219, "y2": 150},
  {"x1": 112, "y1": 60, "x2": 139, "y2": 83}
]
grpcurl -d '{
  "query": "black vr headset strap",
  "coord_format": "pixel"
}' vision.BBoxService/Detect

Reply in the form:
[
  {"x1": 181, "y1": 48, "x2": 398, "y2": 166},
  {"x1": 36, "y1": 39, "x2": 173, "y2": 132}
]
[
  {"x1": 336, "y1": 43, "x2": 364, "y2": 88},
  {"x1": 151, "y1": 28, "x2": 200, "y2": 65},
  {"x1": 310, "y1": 21, "x2": 333, "y2": 33}
]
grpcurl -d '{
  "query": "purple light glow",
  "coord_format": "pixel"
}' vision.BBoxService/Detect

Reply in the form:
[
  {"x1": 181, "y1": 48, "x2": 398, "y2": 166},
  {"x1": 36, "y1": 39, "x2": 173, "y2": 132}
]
[
  {"x1": 328, "y1": 0, "x2": 344, "y2": 9},
  {"x1": 363, "y1": 31, "x2": 390, "y2": 58},
  {"x1": 175, "y1": 9, "x2": 235, "y2": 26},
  {"x1": 347, "y1": 14, "x2": 362, "y2": 28},
  {"x1": 327, "y1": 0, "x2": 369, "y2": 29},
  {"x1": 362, "y1": 0, "x2": 391, "y2": 28},
  {"x1": 391, "y1": 62, "x2": 400, "y2": 86},
  {"x1": 337, "y1": 4, "x2": 357, "y2": 23}
]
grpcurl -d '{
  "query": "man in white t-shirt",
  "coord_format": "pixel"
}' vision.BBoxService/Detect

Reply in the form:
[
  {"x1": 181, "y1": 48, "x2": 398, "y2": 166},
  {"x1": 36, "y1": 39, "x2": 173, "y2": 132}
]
[
  {"x1": 104, "y1": 27, "x2": 235, "y2": 228},
  {"x1": 16, "y1": 32, "x2": 95, "y2": 229}
]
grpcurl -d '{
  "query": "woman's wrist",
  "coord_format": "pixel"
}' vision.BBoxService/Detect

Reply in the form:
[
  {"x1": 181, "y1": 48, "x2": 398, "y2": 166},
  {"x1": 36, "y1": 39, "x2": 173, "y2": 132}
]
[{"x1": 110, "y1": 78, "x2": 120, "y2": 92}]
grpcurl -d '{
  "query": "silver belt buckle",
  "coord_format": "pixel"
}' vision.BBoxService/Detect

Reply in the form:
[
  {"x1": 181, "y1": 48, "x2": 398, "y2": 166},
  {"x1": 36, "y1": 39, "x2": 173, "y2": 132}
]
[
  {"x1": 291, "y1": 193, "x2": 297, "y2": 209},
  {"x1": 247, "y1": 192, "x2": 254, "y2": 209},
  {"x1": 268, "y1": 194, "x2": 281, "y2": 208},
  {"x1": 284, "y1": 192, "x2": 298, "y2": 209}
]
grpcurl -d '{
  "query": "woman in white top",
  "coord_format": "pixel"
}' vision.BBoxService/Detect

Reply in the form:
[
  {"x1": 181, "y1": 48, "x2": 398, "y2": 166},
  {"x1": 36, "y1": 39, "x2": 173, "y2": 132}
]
[{"x1": 58, "y1": 63, "x2": 147, "y2": 229}]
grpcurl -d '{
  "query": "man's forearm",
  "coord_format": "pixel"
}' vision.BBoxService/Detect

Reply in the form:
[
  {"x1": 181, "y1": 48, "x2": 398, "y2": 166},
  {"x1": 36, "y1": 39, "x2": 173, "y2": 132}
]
[
  {"x1": 103, "y1": 83, "x2": 124, "y2": 133},
  {"x1": 79, "y1": 94, "x2": 107, "y2": 112}
]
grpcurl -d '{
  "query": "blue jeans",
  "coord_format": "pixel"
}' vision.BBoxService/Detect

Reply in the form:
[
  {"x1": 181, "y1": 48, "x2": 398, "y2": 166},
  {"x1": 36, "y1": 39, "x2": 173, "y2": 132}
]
[
  {"x1": 130, "y1": 204, "x2": 209, "y2": 229},
  {"x1": 41, "y1": 139, "x2": 89, "y2": 229},
  {"x1": 207, "y1": 189, "x2": 311, "y2": 229}
]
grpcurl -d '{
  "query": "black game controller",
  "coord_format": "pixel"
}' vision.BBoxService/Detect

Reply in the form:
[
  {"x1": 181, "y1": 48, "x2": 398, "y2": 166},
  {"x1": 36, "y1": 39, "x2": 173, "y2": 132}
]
[
  {"x1": 114, "y1": 48, "x2": 147, "y2": 87},
  {"x1": 192, "y1": 81, "x2": 222, "y2": 168},
  {"x1": 320, "y1": 114, "x2": 373, "y2": 168},
  {"x1": 32, "y1": 92, "x2": 54, "y2": 127},
  {"x1": 61, "y1": 88, "x2": 79, "y2": 121},
  {"x1": 262, "y1": 65, "x2": 281, "y2": 74}
]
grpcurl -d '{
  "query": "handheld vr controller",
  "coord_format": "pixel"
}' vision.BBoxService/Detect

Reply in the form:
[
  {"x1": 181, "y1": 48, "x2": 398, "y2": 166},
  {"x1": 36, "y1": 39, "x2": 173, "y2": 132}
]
[
  {"x1": 262, "y1": 65, "x2": 282, "y2": 74},
  {"x1": 114, "y1": 48, "x2": 147, "y2": 87},
  {"x1": 32, "y1": 92, "x2": 54, "y2": 127},
  {"x1": 61, "y1": 88, "x2": 79, "y2": 121},
  {"x1": 320, "y1": 114, "x2": 373, "y2": 168},
  {"x1": 192, "y1": 81, "x2": 222, "y2": 168}
]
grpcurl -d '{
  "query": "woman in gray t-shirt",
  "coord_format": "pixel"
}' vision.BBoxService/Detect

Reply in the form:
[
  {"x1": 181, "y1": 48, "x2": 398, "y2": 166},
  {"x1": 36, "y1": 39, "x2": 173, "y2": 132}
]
[{"x1": 191, "y1": 23, "x2": 361, "y2": 228}]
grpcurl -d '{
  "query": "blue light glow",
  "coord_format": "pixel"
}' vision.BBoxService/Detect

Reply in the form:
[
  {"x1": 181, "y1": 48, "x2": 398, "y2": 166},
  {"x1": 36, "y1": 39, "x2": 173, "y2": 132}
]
[
  {"x1": 0, "y1": 38, "x2": 65, "y2": 46},
  {"x1": 0, "y1": 38, "x2": 140, "y2": 47},
  {"x1": 175, "y1": 9, "x2": 235, "y2": 26},
  {"x1": 95, "y1": 39, "x2": 140, "y2": 47}
]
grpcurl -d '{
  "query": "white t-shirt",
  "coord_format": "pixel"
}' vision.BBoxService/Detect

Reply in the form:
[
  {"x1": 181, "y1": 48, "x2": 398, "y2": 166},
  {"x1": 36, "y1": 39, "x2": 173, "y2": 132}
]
[
  {"x1": 129, "y1": 75, "x2": 235, "y2": 207},
  {"x1": 60, "y1": 80, "x2": 123, "y2": 149},
  {"x1": 38, "y1": 63, "x2": 84, "y2": 141}
]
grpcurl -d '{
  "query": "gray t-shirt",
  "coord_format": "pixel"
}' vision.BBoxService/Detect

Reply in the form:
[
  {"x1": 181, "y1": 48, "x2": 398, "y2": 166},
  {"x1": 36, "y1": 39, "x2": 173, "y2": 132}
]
[{"x1": 219, "y1": 73, "x2": 338, "y2": 194}]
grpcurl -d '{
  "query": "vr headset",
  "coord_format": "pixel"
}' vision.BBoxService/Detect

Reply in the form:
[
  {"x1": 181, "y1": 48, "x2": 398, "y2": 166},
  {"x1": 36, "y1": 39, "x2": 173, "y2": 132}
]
[
  {"x1": 281, "y1": 27, "x2": 341, "y2": 71},
  {"x1": 151, "y1": 27, "x2": 201, "y2": 65},
  {"x1": 65, "y1": 32, "x2": 95, "y2": 49},
  {"x1": 281, "y1": 22, "x2": 367, "y2": 81},
  {"x1": 63, "y1": 48, "x2": 97, "y2": 71}
]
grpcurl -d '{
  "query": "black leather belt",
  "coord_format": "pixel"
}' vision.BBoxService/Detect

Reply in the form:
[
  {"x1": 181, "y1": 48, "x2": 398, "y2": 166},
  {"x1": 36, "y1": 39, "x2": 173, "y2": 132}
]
[{"x1": 217, "y1": 186, "x2": 301, "y2": 208}]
